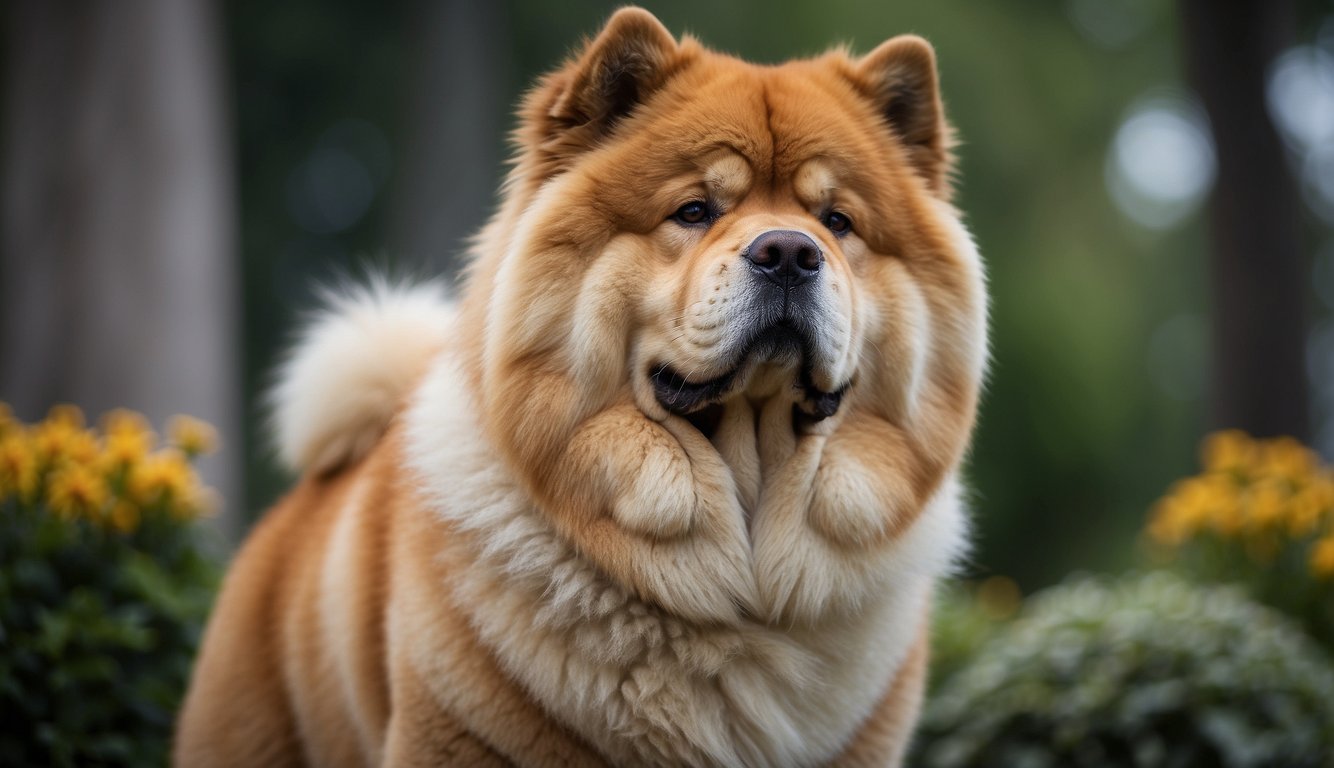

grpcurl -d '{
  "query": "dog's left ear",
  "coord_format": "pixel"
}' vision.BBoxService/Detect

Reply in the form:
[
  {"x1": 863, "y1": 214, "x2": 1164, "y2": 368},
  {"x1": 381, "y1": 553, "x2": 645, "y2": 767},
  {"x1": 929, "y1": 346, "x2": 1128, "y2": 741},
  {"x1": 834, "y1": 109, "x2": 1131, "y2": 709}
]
[{"x1": 849, "y1": 36, "x2": 953, "y2": 198}]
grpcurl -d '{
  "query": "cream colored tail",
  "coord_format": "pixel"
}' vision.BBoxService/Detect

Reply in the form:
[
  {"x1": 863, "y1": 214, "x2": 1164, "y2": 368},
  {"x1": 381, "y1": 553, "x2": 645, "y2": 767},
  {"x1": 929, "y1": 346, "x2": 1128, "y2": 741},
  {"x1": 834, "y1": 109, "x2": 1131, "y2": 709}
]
[{"x1": 269, "y1": 279, "x2": 455, "y2": 474}]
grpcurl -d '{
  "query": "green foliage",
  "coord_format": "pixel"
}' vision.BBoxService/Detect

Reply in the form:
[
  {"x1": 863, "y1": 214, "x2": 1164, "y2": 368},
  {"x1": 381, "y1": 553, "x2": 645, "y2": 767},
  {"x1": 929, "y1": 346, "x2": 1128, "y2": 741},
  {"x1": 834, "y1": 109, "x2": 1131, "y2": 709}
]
[
  {"x1": 0, "y1": 490, "x2": 217, "y2": 766},
  {"x1": 929, "y1": 581, "x2": 1018, "y2": 692},
  {"x1": 916, "y1": 572, "x2": 1334, "y2": 768},
  {"x1": 0, "y1": 413, "x2": 218, "y2": 768}
]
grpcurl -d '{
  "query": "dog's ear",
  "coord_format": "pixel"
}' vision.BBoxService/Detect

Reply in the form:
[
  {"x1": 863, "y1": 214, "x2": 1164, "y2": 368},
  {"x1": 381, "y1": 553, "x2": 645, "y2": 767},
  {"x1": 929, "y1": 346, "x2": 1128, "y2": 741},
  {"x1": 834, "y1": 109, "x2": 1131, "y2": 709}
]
[
  {"x1": 849, "y1": 36, "x2": 954, "y2": 198},
  {"x1": 519, "y1": 8, "x2": 680, "y2": 176},
  {"x1": 552, "y1": 8, "x2": 678, "y2": 132}
]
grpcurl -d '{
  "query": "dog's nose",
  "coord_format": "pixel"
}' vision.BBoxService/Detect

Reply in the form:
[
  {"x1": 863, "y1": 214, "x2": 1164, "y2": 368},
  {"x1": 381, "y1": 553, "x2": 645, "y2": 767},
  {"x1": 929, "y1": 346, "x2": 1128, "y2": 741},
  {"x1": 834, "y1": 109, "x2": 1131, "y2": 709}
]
[{"x1": 744, "y1": 230, "x2": 823, "y2": 287}]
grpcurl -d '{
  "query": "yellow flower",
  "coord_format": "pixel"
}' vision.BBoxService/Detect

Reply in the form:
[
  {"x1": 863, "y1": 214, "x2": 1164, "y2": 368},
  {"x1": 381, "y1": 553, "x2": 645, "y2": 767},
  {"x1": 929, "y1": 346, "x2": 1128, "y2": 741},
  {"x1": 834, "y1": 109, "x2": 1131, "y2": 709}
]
[
  {"x1": 24, "y1": 405, "x2": 100, "y2": 469},
  {"x1": 128, "y1": 449, "x2": 196, "y2": 510},
  {"x1": 1201, "y1": 430, "x2": 1256, "y2": 475},
  {"x1": 177, "y1": 484, "x2": 221, "y2": 520},
  {"x1": 1242, "y1": 478, "x2": 1289, "y2": 531},
  {"x1": 1311, "y1": 537, "x2": 1334, "y2": 580},
  {"x1": 1147, "y1": 497, "x2": 1196, "y2": 547},
  {"x1": 1162, "y1": 473, "x2": 1240, "y2": 538},
  {"x1": 167, "y1": 414, "x2": 217, "y2": 458},
  {"x1": 1287, "y1": 487, "x2": 1325, "y2": 537},
  {"x1": 30, "y1": 418, "x2": 83, "y2": 465},
  {"x1": 64, "y1": 428, "x2": 101, "y2": 467},
  {"x1": 1312, "y1": 472, "x2": 1334, "y2": 508},
  {"x1": 1210, "y1": 498, "x2": 1246, "y2": 537},
  {"x1": 1148, "y1": 431, "x2": 1334, "y2": 579},
  {"x1": 46, "y1": 463, "x2": 109, "y2": 521},
  {"x1": 0, "y1": 433, "x2": 38, "y2": 501},
  {"x1": 98, "y1": 409, "x2": 156, "y2": 468},
  {"x1": 47, "y1": 404, "x2": 85, "y2": 429},
  {"x1": 1254, "y1": 436, "x2": 1318, "y2": 483},
  {"x1": 1146, "y1": 474, "x2": 1232, "y2": 546}
]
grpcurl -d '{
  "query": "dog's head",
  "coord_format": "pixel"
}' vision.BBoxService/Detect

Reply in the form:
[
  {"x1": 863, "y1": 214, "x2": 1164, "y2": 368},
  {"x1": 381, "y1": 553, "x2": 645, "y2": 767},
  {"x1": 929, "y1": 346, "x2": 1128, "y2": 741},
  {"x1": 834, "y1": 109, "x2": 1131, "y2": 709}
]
[{"x1": 461, "y1": 8, "x2": 987, "y2": 621}]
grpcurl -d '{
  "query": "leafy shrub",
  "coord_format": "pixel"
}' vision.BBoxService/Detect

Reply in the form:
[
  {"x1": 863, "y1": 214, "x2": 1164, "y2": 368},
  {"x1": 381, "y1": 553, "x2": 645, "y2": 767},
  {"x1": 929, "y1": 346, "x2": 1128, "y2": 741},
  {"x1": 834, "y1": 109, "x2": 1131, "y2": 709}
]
[
  {"x1": 1144, "y1": 430, "x2": 1334, "y2": 649},
  {"x1": 915, "y1": 572, "x2": 1334, "y2": 768},
  {"x1": 929, "y1": 577, "x2": 1023, "y2": 691},
  {"x1": 0, "y1": 404, "x2": 219, "y2": 767}
]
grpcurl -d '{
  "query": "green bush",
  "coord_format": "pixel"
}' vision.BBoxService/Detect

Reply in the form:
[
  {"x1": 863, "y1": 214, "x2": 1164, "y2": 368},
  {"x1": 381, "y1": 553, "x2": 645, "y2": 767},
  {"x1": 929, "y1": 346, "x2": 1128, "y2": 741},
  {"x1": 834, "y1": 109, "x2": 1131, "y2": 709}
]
[
  {"x1": 915, "y1": 572, "x2": 1334, "y2": 768},
  {"x1": 0, "y1": 405, "x2": 219, "y2": 767},
  {"x1": 929, "y1": 577, "x2": 1021, "y2": 692}
]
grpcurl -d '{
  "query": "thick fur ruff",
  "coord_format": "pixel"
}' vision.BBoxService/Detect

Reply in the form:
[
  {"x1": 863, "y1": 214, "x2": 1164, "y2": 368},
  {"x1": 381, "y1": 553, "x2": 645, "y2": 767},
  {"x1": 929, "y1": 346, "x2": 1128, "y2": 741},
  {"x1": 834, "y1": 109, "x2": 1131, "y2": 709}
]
[{"x1": 176, "y1": 8, "x2": 987, "y2": 767}]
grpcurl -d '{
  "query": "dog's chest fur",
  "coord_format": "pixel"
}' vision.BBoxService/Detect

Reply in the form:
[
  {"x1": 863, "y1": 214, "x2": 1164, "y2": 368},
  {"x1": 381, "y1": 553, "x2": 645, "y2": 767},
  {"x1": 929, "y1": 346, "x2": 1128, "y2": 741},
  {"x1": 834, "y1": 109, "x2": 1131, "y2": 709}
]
[{"x1": 404, "y1": 353, "x2": 963, "y2": 767}]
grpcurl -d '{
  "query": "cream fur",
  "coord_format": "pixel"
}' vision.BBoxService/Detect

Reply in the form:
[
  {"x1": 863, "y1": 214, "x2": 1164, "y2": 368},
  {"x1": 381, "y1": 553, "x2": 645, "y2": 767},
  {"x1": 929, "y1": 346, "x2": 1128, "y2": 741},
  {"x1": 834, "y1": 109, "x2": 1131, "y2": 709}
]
[
  {"x1": 252, "y1": 176, "x2": 985, "y2": 768},
  {"x1": 404, "y1": 349, "x2": 968, "y2": 767},
  {"x1": 269, "y1": 280, "x2": 455, "y2": 474}
]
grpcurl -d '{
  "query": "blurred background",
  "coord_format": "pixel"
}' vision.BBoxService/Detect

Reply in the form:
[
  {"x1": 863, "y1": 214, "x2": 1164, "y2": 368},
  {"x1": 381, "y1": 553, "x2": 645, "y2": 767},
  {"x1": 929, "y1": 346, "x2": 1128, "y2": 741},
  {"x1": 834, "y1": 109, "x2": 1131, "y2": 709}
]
[
  {"x1": 6, "y1": 1, "x2": 1334, "y2": 764},
  {"x1": 3, "y1": 0, "x2": 1333, "y2": 590}
]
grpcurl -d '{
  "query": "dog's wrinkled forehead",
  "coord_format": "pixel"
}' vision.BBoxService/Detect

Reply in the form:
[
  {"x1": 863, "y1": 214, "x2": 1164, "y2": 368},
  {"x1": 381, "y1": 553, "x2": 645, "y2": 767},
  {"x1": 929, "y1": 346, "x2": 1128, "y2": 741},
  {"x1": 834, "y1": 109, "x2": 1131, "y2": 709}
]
[{"x1": 620, "y1": 69, "x2": 889, "y2": 185}]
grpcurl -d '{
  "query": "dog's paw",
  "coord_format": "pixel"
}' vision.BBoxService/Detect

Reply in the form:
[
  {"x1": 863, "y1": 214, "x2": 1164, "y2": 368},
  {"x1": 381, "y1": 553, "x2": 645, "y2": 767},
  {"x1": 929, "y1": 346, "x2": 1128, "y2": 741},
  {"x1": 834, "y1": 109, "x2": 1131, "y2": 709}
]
[
  {"x1": 607, "y1": 419, "x2": 698, "y2": 539},
  {"x1": 806, "y1": 449, "x2": 896, "y2": 548}
]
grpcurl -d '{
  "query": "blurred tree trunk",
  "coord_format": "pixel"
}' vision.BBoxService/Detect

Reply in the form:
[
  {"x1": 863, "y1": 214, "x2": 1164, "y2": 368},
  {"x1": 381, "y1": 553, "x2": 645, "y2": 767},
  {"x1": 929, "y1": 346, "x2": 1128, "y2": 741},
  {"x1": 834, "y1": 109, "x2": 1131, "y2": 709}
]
[
  {"x1": 391, "y1": 0, "x2": 509, "y2": 277},
  {"x1": 1181, "y1": 0, "x2": 1308, "y2": 440},
  {"x1": 1, "y1": 0, "x2": 241, "y2": 543}
]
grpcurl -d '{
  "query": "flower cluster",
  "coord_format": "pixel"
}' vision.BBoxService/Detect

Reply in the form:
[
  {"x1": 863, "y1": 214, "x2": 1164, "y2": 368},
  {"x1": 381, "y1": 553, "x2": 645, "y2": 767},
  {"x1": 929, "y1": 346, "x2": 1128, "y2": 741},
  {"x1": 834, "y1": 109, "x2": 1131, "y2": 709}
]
[
  {"x1": 0, "y1": 402, "x2": 217, "y2": 532},
  {"x1": 1, "y1": 402, "x2": 220, "y2": 766},
  {"x1": 1146, "y1": 430, "x2": 1334, "y2": 580}
]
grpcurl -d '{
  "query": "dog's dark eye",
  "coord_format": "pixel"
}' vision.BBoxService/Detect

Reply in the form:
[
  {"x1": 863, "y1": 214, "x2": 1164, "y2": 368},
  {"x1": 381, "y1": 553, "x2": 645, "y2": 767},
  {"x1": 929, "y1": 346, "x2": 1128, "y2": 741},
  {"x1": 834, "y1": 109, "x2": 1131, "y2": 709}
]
[
  {"x1": 673, "y1": 201, "x2": 710, "y2": 226},
  {"x1": 822, "y1": 211, "x2": 853, "y2": 236}
]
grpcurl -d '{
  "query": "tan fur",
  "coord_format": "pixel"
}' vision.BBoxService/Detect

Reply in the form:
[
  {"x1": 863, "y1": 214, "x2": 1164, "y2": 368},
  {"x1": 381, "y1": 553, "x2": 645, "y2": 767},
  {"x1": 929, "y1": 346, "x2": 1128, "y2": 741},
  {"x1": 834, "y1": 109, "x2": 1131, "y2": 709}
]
[{"x1": 176, "y1": 8, "x2": 987, "y2": 766}]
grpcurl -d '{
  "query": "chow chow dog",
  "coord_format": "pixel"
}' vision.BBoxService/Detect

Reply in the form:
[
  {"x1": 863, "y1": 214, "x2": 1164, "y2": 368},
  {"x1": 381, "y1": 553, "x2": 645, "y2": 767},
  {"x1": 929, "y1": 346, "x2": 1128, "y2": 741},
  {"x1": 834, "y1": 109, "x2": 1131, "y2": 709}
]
[{"x1": 175, "y1": 8, "x2": 987, "y2": 766}]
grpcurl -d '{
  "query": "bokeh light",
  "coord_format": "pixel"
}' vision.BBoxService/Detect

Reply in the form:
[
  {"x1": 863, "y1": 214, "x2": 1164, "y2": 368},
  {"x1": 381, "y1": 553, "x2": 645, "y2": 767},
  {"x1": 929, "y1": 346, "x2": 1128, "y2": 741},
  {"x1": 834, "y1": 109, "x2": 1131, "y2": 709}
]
[
  {"x1": 1106, "y1": 94, "x2": 1216, "y2": 231},
  {"x1": 1267, "y1": 45, "x2": 1334, "y2": 152},
  {"x1": 1268, "y1": 45, "x2": 1334, "y2": 224}
]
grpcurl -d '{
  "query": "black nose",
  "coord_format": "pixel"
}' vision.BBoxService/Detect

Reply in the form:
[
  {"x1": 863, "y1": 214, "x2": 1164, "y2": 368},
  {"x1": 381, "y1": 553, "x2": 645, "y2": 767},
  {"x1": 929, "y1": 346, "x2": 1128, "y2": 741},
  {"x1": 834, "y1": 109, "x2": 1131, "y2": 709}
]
[{"x1": 744, "y1": 230, "x2": 823, "y2": 286}]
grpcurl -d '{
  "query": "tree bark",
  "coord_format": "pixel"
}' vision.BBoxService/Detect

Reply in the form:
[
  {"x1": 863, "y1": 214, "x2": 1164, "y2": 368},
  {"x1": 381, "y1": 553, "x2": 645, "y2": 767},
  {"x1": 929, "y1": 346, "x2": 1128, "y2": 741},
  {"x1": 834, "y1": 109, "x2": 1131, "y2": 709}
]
[
  {"x1": 1180, "y1": 0, "x2": 1308, "y2": 440},
  {"x1": 1, "y1": 0, "x2": 241, "y2": 543}
]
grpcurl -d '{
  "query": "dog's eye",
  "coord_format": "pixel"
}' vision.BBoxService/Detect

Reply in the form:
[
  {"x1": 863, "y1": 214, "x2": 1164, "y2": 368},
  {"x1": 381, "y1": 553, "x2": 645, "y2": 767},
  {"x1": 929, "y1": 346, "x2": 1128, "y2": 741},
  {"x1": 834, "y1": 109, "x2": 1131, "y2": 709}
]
[
  {"x1": 822, "y1": 211, "x2": 853, "y2": 236},
  {"x1": 673, "y1": 201, "x2": 711, "y2": 226}
]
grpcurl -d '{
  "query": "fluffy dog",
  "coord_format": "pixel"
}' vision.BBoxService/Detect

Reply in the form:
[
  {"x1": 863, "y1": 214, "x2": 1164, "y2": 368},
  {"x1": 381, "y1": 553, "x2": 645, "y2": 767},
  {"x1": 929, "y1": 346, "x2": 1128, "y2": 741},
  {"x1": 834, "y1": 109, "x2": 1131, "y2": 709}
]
[{"x1": 175, "y1": 8, "x2": 988, "y2": 766}]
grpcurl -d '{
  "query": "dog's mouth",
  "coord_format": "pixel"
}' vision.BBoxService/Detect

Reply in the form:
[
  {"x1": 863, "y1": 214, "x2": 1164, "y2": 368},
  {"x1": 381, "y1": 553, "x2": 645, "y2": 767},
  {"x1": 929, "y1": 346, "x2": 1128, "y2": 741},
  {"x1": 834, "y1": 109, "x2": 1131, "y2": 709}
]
[{"x1": 650, "y1": 323, "x2": 848, "y2": 431}]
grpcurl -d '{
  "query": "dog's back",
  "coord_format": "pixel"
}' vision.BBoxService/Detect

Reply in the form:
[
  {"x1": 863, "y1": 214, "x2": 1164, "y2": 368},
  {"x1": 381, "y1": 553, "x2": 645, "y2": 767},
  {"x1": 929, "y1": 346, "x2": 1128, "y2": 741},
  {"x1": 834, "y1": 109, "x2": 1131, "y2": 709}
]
[{"x1": 174, "y1": 284, "x2": 606, "y2": 766}]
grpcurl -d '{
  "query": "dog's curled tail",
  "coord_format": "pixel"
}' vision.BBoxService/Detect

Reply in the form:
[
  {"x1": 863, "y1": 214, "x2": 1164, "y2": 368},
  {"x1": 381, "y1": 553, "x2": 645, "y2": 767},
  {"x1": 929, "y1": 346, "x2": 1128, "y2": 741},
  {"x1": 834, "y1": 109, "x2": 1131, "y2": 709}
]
[{"x1": 269, "y1": 279, "x2": 455, "y2": 475}]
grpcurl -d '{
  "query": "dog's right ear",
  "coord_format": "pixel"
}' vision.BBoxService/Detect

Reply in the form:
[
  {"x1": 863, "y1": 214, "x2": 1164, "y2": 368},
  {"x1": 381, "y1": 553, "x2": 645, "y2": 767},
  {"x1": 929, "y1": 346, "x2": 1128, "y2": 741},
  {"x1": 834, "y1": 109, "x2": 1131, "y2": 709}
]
[
  {"x1": 552, "y1": 8, "x2": 678, "y2": 133},
  {"x1": 519, "y1": 8, "x2": 680, "y2": 173}
]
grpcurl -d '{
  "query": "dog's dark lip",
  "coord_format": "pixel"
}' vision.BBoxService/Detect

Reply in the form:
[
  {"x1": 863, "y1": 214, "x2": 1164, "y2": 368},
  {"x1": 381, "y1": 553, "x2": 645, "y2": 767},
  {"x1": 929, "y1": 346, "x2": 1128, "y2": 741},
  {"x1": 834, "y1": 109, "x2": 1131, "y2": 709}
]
[
  {"x1": 650, "y1": 364, "x2": 737, "y2": 416},
  {"x1": 650, "y1": 322, "x2": 847, "y2": 420}
]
